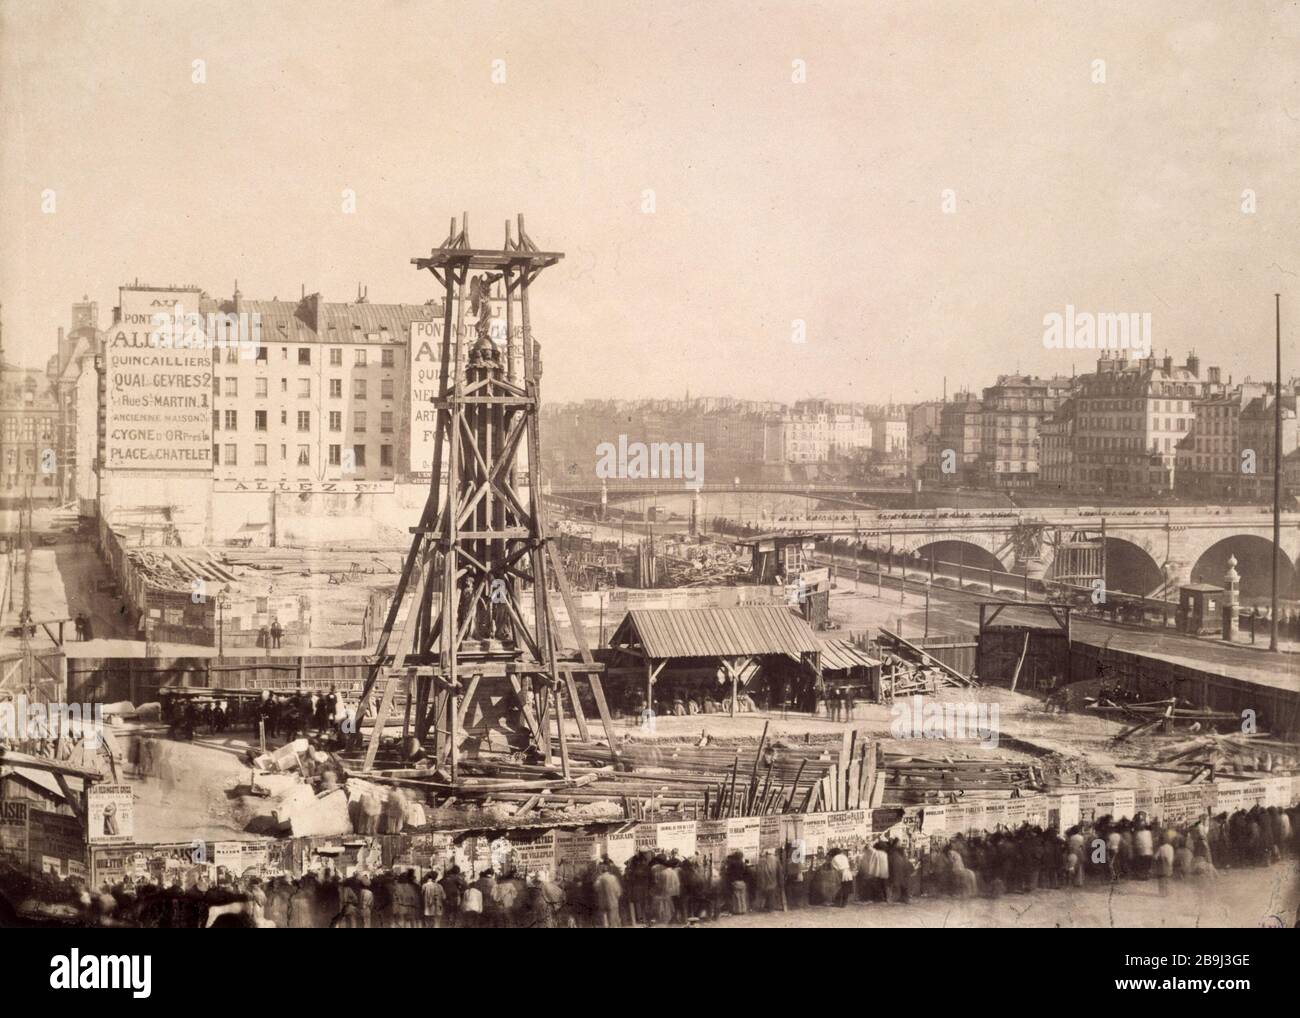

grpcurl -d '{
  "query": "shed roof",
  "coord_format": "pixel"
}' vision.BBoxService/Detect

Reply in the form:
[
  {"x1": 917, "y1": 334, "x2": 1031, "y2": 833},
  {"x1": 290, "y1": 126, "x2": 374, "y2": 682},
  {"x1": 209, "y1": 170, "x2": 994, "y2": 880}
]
[
  {"x1": 818, "y1": 640, "x2": 881, "y2": 672},
  {"x1": 610, "y1": 606, "x2": 821, "y2": 659}
]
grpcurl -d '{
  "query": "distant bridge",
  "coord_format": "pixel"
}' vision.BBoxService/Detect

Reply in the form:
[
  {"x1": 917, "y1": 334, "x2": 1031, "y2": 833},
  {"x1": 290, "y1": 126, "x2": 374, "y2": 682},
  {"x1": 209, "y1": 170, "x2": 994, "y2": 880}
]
[
  {"x1": 718, "y1": 506, "x2": 1300, "y2": 602},
  {"x1": 544, "y1": 479, "x2": 911, "y2": 508}
]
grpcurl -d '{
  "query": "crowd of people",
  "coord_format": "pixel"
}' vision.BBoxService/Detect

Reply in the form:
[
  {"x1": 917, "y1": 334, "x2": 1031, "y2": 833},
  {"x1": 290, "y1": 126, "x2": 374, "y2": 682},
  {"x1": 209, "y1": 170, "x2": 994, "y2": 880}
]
[
  {"x1": 10, "y1": 799, "x2": 1289, "y2": 928},
  {"x1": 160, "y1": 687, "x2": 349, "y2": 742}
]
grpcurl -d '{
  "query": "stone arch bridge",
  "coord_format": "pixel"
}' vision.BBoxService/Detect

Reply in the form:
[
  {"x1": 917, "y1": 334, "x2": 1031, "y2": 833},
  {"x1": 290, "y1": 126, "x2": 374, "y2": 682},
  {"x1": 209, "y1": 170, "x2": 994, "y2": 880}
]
[{"x1": 766, "y1": 507, "x2": 1300, "y2": 600}]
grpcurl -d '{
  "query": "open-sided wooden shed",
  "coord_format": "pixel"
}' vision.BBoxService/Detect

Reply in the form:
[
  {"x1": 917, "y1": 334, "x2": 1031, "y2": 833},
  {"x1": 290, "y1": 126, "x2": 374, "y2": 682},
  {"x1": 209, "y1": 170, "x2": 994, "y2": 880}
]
[{"x1": 607, "y1": 606, "x2": 822, "y2": 717}]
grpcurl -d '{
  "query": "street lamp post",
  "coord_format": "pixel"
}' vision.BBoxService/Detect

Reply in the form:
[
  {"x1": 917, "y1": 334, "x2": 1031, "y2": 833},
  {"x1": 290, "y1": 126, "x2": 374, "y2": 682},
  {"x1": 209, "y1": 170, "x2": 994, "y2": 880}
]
[
  {"x1": 924, "y1": 578, "x2": 931, "y2": 639},
  {"x1": 216, "y1": 587, "x2": 230, "y2": 657}
]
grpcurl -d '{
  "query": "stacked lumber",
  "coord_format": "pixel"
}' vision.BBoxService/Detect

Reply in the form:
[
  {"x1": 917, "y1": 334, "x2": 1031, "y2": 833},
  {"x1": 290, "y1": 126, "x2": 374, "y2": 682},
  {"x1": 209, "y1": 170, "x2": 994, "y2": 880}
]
[
  {"x1": 877, "y1": 629, "x2": 975, "y2": 689},
  {"x1": 563, "y1": 724, "x2": 880, "y2": 818},
  {"x1": 1090, "y1": 696, "x2": 1238, "y2": 725},
  {"x1": 130, "y1": 548, "x2": 241, "y2": 591},
  {"x1": 882, "y1": 753, "x2": 1044, "y2": 804},
  {"x1": 345, "y1": 727, "x2": 883, "y2": 822},
  {"x1": 1116, "y1": 733, "x2": 1300, "y2": 783}
]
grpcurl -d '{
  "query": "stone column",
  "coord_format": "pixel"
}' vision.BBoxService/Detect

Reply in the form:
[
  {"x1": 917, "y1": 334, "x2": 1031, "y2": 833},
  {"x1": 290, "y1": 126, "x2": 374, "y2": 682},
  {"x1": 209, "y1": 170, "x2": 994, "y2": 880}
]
[{"x1": 1222, "y1": 554, "x2": 1240, "y2": 641}]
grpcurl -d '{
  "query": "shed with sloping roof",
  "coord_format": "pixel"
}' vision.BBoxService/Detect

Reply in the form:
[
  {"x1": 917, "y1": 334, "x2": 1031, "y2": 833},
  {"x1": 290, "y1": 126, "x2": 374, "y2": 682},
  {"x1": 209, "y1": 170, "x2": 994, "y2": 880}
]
[
  {"x1": 815, "y1": 639, "x2": 882, "y2": 702},
  {"x1": 607, "y1": 606, "x2": 821, "y2": 717}
]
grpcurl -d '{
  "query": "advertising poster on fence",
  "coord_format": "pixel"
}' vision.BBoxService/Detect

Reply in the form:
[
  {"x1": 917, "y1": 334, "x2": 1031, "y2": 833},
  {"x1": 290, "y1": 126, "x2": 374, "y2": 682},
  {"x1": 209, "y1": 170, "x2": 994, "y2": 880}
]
[
  {"x1": 90, "y1": 842, "x2": 207, "y2": 891},
  {"x1": 1265, "y1": 776, "x2": 1291, "y2": 808},
  {"x1": 604, "y1": 830, "x2": 638, "y2": 866},
  {"x1": 725, "y1": 817, "x2": 761, "y2": 862},
  {"x1": 212, "y1": 841, "x2": 244, "y2": 874},
  {"x1": 695, "y1": 820, "x2": 727, "y2": 865},
  {"x1": 793, "y1": 813, "x2": 827, "y2": 861},
  {"x1": 26, "y1": 810, "x2": 88, "y2": 878},
  {"x1": 87, "y1": 784, "x2": 135, "y2": 845},
  {"x1": 634, "y1": 823, "x2": 658, "y2": 853},
  {"x1": 759, "y1": 815, "x2": 786, "y2": 854},
  {"x1": 555, "y1": 829, "x2": 601, "y2": 880},
  {"x1": 1094, "y1": 789, "x2": 1135, "y2": 822},
  {"x1": 825, "y1": 810, "x2": 870, "y2": 854},
  {"x1": 509, "y1": 832, "x2": 557, "y2": 879},
  {"x1": 921, "y1": 804, "x2": 948, "y2": 836},
  {"x1": 1054, "y1": 794, "x2": 1080, "y2": 832},
  {"x1": 399, "y1": 833, "x2": 456, "y2": 874},
  {"x1": 1214, "y1": 781, "x2": 1270, "y2": 815},
  {"x1": 0, "y1": 800, "x2": 27, "y2": 865},
  {"x1": 655, "y1": 820, "x2": 697, "y2": 859},
  {"x1": 1155, "y1": 786, "x2": 1212, "y2": 824}
]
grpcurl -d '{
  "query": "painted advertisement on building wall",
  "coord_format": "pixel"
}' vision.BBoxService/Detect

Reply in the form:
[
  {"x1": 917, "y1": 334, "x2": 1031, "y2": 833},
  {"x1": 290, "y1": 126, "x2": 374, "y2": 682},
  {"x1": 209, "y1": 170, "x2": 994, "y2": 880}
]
[{"x1": 104, "y1": 317, "x2": 212, "y2": 471}]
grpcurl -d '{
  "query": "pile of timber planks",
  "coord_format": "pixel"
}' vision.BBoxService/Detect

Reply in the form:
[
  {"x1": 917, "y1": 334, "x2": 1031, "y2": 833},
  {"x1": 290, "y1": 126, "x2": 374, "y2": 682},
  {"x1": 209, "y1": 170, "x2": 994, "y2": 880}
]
[
  {"x1": 347, "y1": 726, "x2": 883, "y2": 821},
  {"x1": 882, "y1": 753, "x2": 1044, "y2": 804},
  {"x1": 1115, "y1": 733, "x2": 1300, "y2": 783},
  {"x1": 877, "y1": 629, "x2": 975, "y2": 688},
  {"x1": 563, "y1": 723, "x2": 880, "y2": 818}
]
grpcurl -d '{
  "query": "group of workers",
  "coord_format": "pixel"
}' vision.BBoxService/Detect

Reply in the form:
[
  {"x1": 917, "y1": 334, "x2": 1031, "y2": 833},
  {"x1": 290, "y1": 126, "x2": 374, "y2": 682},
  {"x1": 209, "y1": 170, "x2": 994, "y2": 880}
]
[{"x1": 160, "y1": 687, "x2": 348, "y2": 742}]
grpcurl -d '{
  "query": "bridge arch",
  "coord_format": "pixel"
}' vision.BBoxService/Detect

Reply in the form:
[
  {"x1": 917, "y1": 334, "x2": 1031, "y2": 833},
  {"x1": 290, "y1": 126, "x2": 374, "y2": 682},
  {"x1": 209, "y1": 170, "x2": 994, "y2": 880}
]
[
  {"x1": 1044, "y1": 536, "x2": 1163, "y2": 596},
  {"x1": 1191, "y1": 535, "x2": 1296, "y2": 600},
  {"x1": 1102, "y1": 537, "x2": 1164, "y2": 597},
  {"x1": 912, "y1": 540, "x2": 1006, "y2": 578}
]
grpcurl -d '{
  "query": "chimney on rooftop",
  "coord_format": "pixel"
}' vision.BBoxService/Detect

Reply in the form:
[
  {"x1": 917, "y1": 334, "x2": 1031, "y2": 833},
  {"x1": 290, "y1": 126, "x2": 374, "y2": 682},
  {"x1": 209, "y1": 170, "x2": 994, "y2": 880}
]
[
  {"x1": 1186, "y1": 352, "x2": 1200, "y2": 378},
  {"x1": 305, "y1": 292, "x2": 323, "y2": 333}
]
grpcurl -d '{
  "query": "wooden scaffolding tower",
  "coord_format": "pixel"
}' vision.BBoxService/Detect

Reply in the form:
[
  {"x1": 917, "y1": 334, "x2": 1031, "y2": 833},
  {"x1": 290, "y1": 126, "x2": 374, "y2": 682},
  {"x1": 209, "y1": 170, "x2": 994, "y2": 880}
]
[{"x1": 351, "y1": 214, "x2": 618, "y2": 775}]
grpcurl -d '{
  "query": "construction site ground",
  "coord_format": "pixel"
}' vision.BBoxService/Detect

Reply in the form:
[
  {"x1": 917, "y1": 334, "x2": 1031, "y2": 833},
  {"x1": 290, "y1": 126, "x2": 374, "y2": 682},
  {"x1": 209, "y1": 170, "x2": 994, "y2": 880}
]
[
  {"x1": 0, "y1": 504, "x2": 410, "y2": 656},
  {"x1": 571, "y1": 685, "x2": 1192, "y2": 790},
  {"x1": 112, "y1": 680, "x2": 1198, "y2": 849}
]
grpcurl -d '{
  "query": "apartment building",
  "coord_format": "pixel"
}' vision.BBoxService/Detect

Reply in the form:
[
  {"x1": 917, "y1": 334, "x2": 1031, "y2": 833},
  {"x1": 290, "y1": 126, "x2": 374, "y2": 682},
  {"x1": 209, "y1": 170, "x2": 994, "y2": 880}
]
[
  {"x1": 1038, "y1": 398, "x2": 1074, "y2": 490},
  {"x1": 207, "y1": 291, "x2": 440, "y2": 485},
  {"x1": 1073, "y1": 351, "x2": 1211, "y2": 496},
  {"x1": 977, "y1": 374, "x2": 1070, "y2": 488}
]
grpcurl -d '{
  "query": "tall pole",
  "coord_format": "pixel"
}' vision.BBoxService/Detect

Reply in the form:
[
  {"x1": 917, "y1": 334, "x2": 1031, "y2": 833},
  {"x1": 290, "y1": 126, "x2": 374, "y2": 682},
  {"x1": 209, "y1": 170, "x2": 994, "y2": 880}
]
[{"x1": 1271, "y1": 293, "x2": 1282, "y2": 652}]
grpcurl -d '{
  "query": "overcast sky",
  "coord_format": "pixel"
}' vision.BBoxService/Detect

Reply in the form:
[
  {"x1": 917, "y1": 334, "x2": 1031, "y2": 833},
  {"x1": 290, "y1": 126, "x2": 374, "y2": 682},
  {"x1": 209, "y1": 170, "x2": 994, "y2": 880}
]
[{"x1": 3, "y1": 0, "x2": 1300, "y2": 403}]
